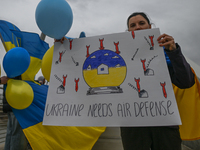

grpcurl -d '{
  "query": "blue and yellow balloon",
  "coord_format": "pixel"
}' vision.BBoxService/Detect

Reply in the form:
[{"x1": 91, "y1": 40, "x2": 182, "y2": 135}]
[
  {"x1": 3, "y1": 47, "x2": 30, "y2": 78},
  {"x1": 35, "y1": 0, "x2": 73, "y2": 39},
  {"x1": 41, "y1": 46, "x2": 54, "y2": 82},
  {"x1": 6, "y1": 79, "x2": 34, "y2": 109}
]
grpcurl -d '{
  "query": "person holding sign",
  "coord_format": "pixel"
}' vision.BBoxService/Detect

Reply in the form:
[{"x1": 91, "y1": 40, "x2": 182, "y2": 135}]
[{"x1": 120, "y1": 12, "x2": 195, "y2": 150}]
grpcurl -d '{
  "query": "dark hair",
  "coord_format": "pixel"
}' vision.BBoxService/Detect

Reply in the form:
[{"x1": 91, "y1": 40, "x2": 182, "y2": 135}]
[
  {"x1": 127, "y1": 12, "x2": 150, "y2": 28},
  {"x1": 38, "y1": 76, "x2": 45, "y2": 81}
]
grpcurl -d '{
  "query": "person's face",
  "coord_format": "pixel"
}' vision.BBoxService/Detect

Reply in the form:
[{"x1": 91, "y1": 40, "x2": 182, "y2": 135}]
[
  {"x1": 128, "y1": 15, "x2": 151, "y2": 31},
  {"x1": 39, "y1": 79, "x2": 45, "y2": 84}
]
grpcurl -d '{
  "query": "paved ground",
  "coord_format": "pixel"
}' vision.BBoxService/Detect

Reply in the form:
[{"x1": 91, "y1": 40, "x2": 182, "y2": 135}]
[
  {"x1": 0, "y1": 141, "x2": 195, "y2": 150},
  {"x1": 0, "y1": 144, "x2": 4, "y2": 150}
]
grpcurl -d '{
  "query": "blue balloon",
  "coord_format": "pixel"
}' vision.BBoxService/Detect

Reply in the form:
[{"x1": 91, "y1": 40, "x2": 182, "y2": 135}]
[
  {"x1": 79, "y1": 31, "x2": 86, "y2": 38},
  {"x1": 65, "y1": 31, "x2": 86, "y2": 39},
  {"x1": 3, "y1": 47, "x2": 30, "y2": 78},
  {"x1": 35, "y1": 0, "x2": 73, "y2": 40}
]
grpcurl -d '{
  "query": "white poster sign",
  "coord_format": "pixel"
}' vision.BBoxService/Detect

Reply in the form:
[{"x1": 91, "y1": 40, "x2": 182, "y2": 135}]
[{"x1": 43, "y1": 28, "x2": 181, "y2": 127}]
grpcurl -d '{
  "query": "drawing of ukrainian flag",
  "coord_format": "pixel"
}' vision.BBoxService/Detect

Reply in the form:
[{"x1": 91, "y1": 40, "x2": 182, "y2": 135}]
[
  {"x1": 0, "y1": 20, "x2": 49, "y2": 81},
  {"x1": 12, "y1": 81, "x2": 105, "y2": 150}
]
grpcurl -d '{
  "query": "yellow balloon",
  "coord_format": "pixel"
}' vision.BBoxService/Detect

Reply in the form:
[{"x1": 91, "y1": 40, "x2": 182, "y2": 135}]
[
  {"x1": 41, "y1": 45, "x2": 54, "y2": 82},
  {"x1": 6, "y1": 79, "x2": 34, "y2": 109}
]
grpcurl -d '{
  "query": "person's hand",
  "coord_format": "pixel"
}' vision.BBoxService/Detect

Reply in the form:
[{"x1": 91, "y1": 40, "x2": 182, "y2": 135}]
[
  {"x1": 157, "y1": 34, "x2": 176, "y2": 51},
  {"x1": 0, "y1": 76, "x2": 9, "y2": 84},
  {"x1": 54, "y1": 37, "x2": 67, "y2": 44}
]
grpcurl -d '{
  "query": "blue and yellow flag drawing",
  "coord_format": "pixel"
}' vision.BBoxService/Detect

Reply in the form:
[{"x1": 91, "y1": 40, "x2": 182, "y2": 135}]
[
  {"x1": 0, "y1": 20, "x2": 49, "y2": 81},
  {"x1": 12, "y1": 82, "x2": 105, "y2": 150}
]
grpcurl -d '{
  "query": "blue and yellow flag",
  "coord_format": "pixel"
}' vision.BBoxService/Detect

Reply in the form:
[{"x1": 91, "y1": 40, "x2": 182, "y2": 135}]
[
  {"x1": 0, "y1": 20, "x2": 49, "y2": 81},
  {"x1": 1, "y1": 21, "x2": 104, "y2": 149},
  {"x1": 10, "y1": 30, "x2": 49, "y2": 81},
  {"x1": 174, "y1": 68, "x2": 200, "y2": 140},
  {"x1": 0, "y1": 20, "x2": 20, "y2": 51},
  {"x1": 10, "y1": 30, "x2": 49, "y2": 60},
  {"x1": 12, "y1": 81, "x2": 105, "y2": 150}
]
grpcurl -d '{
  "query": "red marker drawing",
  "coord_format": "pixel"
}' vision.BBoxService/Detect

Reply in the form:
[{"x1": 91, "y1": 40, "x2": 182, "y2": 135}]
[
  {"x1": 59, "y1": 52, "x2": 63, "y2": 62},
  {"x1": 69, "y1": 39, "x2": 73, "y2": 50},
  {"x1": 86, "y1": 45, "x2": 90, "y2": 58},
  {"x1": 99, "y1": 38, "x2": 104, "y2": 50},
  {"x1": 75, "y1": 78, "x2": 80, "y2": 92},
  {"x1": 132, "y1": 31, "x2": 135, "y2": 39},
  {"x1": 114, "y1": 42, "x2": 120, "y2": 54},
  {"x1": 134, "y1": 78, "x2": 141, "y2": 93},
  {"x1": 149, "y1": 36, "x2": 154, "y2": 47},
  {"x1": 141, "y1": 59, "x2": 146, "y2": 71},
  {"x1": 62, "y1": 75, "x2": 68, "y2": 87},
  {"x1": 160, "y1": 82, "x2": 167, "y2": 98}
]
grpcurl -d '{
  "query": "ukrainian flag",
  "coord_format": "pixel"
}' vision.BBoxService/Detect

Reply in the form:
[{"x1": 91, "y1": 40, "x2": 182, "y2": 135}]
[
  {"x1": 0, "y1": 20, "x2": 49, "y2": 81},
  {"x1": 174, "y1": 68, "x2": 200, "y2": 140},
  {"x1": 12, "y1": 81, "x2": 105, "y2": 150},
  {"x1": 1, "y1": 20, "x2": 105, "y2": 149},
  {"x1": 10, "y1": 30, "x2": 49, "y2": 81},
  {"x1": 0, "y1": 20, "x2": 20, "y2": 51}
]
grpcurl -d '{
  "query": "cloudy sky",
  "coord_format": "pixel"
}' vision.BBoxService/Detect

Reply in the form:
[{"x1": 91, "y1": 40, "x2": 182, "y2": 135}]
[{"x1": 0, "y1": 0, "x2": 200, "y2": 77}]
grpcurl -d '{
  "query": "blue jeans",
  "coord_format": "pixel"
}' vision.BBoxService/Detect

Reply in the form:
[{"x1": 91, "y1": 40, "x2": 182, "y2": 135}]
[{"x1": 4, "y1": 112, "x2": 28, "y2": 150}]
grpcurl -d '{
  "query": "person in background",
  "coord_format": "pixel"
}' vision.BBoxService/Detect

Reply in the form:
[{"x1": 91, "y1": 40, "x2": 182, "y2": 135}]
[
  {"x1": 120, "y1": 12, "x2": 194, "y2": 150},
  {"x1": 0, "y1": 76, "x2": 8, "y2": 85},
  {"x1": 37, "y1": 76, "x2": 45, "y2": 85},
  {"x1": 0, "y1": 76, "x2": 29, "y2": 150}
]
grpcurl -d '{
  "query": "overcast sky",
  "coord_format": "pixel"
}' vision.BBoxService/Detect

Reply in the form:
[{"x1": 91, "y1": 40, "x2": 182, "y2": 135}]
[{"x1": 0, "y1": 0, "x2": 200, "y2": 77}]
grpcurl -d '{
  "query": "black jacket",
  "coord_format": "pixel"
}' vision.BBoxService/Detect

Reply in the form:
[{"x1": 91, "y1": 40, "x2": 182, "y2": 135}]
[{"x1": 165, "y1": 43, "x2": 195, "y2": 89}]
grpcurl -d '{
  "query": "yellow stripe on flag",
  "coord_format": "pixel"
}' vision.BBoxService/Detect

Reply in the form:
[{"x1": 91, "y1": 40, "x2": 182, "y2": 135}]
[
  {"x1": 21, "y1": 57, "x2": 41, "y2": 81},
  {"x1": 174, "y1": 68, "x2": 200, "y2": 140},
  {"x1": 23, "y1": 122, "x2": 106, "y2": 150},
  {"x1": 4, "y1": 41, "x2": 16, "y2": 52}
]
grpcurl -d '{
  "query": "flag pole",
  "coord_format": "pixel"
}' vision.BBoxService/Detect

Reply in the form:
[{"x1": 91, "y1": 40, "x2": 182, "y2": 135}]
[
  {"x1": 40, "y1": 32, "x2": 46, "y2": 41},
  {"x1": 0, "y1": 33, "x2": 8, "y2": 52}
]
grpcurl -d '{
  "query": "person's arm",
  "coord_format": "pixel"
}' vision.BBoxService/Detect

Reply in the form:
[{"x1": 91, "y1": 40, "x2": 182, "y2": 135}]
[
  {"x1": 165, "y1": 44, "x2": 194, "y2": 88},
  {"x1": 157, "y1": 33, "x2": 194, "y2": 88},
  {"x1": 0, "y1": 76, "x2": 9, "y2": 84}
]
